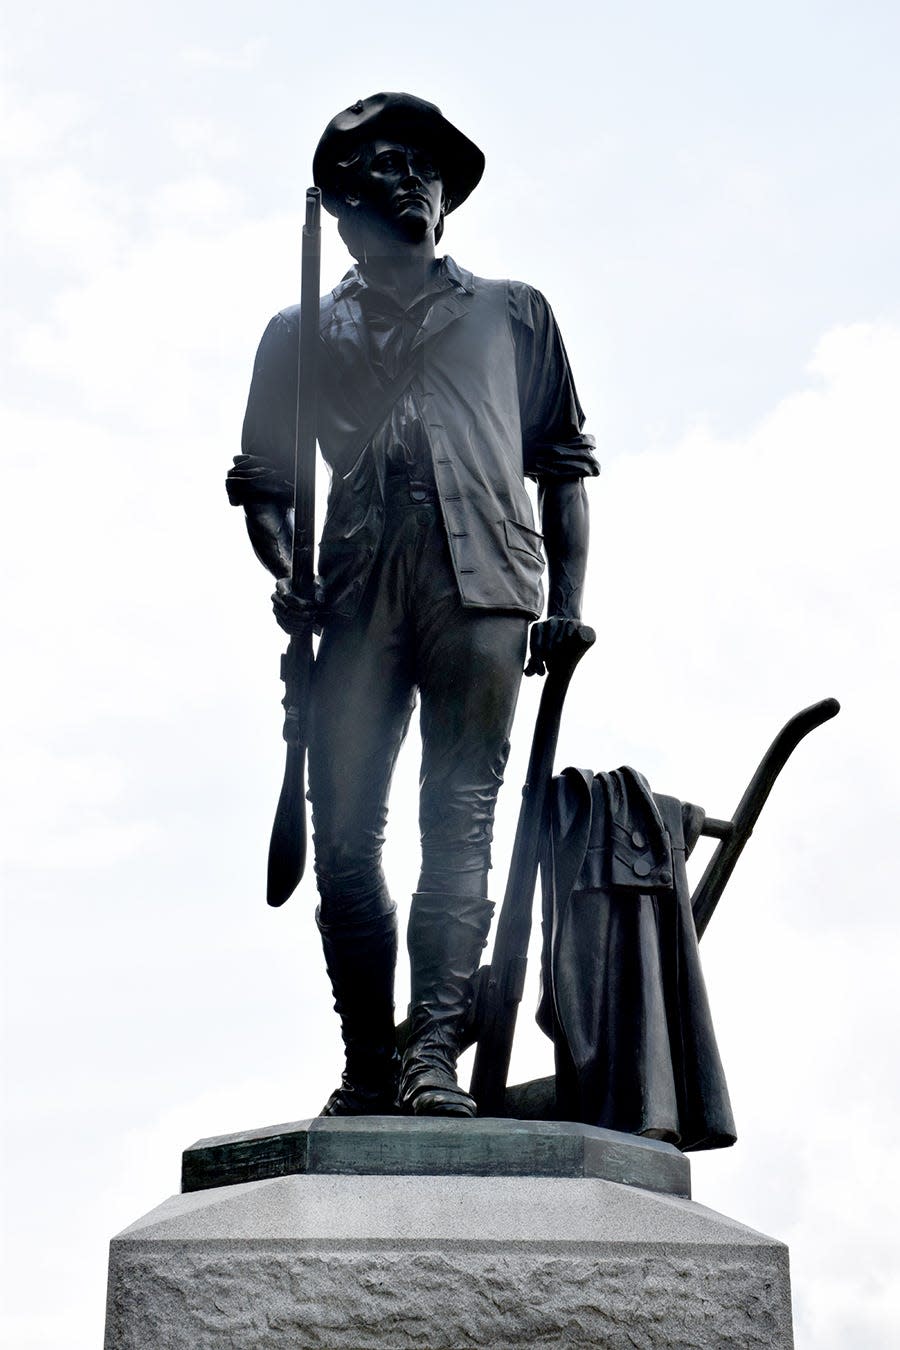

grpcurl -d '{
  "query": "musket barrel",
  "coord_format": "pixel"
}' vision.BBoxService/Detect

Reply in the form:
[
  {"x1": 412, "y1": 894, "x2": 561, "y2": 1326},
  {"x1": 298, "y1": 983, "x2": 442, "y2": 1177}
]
[
  {"x1": 266, "y1": 187, "x2": 321, "y2": 907},
  {"x1": 292, "y1": 187, "x2": 321, "y2": 599}
]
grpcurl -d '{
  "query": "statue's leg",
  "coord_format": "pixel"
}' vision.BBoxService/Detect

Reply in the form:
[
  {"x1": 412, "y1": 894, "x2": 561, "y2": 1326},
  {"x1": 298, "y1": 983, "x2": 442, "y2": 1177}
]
[
  {"x1": 316, "y1": 906, "x2": 400, "y2": 1116},
  {"x1": 400, "y1": 585, "x2": 529, "y2": 1116},
  {"x1": 307, "y1": 598, "x2": 416, "y2": 1116},
  {"x1": 401, "y1": 891, "x2": 494, "y2": 1116}
]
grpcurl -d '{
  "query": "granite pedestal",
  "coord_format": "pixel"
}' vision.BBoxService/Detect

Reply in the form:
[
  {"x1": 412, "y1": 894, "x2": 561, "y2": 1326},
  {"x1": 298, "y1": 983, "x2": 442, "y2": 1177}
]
[{"x1": 105, "y1": 1117, "x2": 793, "y2": 1349}]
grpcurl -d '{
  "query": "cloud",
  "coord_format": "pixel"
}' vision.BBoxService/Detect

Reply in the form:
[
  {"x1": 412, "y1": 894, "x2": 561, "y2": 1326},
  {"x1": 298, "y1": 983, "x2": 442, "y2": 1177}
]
[
  {"x1": 8, "y1": 181, "x2": 310, "y2": 433},
  {"x1": 6, "y1": 165, "x2": 127, "y2": 275},
  {"x1": 179, "y1": 39, "x2": 265, "y2": 72},
  {"x1": 0, "y1": 79, "x2": 83, "y2": 164},
  {"x1": 556, "y1": 320, "x2": 899, "y2": 805},
  {"x1": 169, "y1": 116, "x2": 246, "y2": 163},
  {"x1": 0, "y1": 749, "x2": 160, "y2": 869},
  {"x1": 149, "y1": 174, "x2": 242, "y2": 225}
]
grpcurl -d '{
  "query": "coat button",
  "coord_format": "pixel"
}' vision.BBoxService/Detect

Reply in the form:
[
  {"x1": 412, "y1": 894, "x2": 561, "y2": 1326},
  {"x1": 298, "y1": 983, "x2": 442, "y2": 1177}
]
[
  {"x1": 660, "y1": 870, "x2": 672, "y2": 886},
  {"x1": 633, "y1": 859, "x2": 651, "y2": 878},
  {"x1": 632, "y1": 830, "x2": 646, "y2": 849}
]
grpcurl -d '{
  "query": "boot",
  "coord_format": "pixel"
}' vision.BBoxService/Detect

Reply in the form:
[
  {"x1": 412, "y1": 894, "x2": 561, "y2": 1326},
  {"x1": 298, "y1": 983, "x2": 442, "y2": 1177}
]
[
  {"x1": 400, "y1": 892, "x2": 494, "y2": 1117},
  {"x1": 317, "y1": 907, "x2": 400, "y2": 1116}
]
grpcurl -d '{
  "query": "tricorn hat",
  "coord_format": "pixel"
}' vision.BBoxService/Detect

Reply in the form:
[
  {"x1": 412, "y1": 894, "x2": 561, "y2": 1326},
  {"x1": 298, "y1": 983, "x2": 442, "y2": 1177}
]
[{"x1": 313, "y1": 92, "x2": 485, "y2": 217}]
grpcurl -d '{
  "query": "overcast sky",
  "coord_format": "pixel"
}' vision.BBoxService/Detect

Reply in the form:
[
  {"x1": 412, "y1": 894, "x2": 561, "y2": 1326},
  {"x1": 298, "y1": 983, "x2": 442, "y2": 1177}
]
[{"x1": 2, "y1": 3, "x2": 899, "y2": 1347}]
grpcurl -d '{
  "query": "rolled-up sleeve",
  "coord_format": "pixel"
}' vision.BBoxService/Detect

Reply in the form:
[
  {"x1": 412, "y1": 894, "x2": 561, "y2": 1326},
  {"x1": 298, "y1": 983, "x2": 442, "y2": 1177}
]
[
  {"x1": 509, "y1": 282, "x2": 599, "y2": 483},
  {"x1": 228, "y1": 311, "x2": 299, "y2": 506}
]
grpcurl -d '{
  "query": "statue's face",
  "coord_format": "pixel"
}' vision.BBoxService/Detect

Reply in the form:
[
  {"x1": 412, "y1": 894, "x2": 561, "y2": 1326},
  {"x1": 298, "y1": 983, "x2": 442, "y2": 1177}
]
[{"x1": 352, "y1": 138, "x2": 444, "y2": 242}]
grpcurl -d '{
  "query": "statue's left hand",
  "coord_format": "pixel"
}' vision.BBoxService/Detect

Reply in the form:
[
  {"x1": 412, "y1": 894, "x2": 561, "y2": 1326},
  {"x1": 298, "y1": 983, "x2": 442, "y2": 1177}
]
[{"x1": 524, "y1": 616, "x2": 586, "y2": 677}]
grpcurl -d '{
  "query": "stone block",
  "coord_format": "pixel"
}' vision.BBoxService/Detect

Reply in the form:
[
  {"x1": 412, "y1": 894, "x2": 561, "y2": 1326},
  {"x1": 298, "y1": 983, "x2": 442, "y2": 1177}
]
[{"x1": 105, "y1": 1168, "x2": 793, "y2": 1348}]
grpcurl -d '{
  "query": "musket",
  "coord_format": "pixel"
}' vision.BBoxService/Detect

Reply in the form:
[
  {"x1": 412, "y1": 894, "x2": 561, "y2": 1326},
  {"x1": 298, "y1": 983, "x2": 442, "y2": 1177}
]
[
  {"x1": 691, "y1": 696, "x2": 840, "y2": 938},
  {"x1": 266, "y1": 188, "x2": 321, "y2": 907},
  {"x1": 470, "y1": 623, "x2": 595, "y2": 1116}
]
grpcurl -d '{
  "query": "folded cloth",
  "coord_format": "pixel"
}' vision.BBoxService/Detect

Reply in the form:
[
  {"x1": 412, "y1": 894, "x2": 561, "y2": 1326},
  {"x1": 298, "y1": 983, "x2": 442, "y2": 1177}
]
[{"x1": 537, "y1": 766, "x2": 736, "y2": 1152}]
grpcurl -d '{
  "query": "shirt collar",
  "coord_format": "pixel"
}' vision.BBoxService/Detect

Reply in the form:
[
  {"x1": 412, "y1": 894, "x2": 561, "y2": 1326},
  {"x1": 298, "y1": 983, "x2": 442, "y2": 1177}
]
[{"x1": 332, "y1": 255, "x2": 475, "y2": 306}]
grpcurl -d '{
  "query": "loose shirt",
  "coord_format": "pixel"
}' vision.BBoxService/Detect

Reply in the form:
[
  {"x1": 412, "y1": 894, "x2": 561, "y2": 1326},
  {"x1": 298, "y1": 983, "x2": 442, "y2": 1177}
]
[{"x1": 236, "y1": 256, "x2": 598, "y2": 619}]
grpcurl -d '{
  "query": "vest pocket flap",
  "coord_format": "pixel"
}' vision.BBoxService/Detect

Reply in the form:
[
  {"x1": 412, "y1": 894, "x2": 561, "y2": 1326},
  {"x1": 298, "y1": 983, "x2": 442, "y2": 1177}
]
[{"x1": 504, "y1": 517, "x2": 544, "y2": 558}]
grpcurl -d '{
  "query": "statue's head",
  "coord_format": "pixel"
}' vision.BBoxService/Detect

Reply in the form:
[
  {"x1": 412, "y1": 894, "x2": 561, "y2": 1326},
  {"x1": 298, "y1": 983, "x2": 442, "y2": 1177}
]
[{"x1": 313, "y1": 93, "x2": 484, "y2": 259}]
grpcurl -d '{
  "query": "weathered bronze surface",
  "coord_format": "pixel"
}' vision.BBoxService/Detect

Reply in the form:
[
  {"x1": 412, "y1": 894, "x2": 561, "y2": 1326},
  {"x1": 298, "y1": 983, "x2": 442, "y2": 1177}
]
[
  {"x1": 526, "y1": 700, "x2": 839, "y2": 1148},
  {"x1": 228, "y1": 92, "x2": 597, "y2": 1122},
  {"x1": 227, "y1": 94, "x2": 839, "y2": 1146},
  {"x1": 181, "y1": 1116, "x2": 690, "y2": 1198}
]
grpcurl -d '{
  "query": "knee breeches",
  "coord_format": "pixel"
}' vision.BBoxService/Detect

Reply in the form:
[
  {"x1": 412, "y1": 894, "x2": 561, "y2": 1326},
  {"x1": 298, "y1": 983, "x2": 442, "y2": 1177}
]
[{"x1": 308, "y1": 495, "x2": 529, "y2": 922}]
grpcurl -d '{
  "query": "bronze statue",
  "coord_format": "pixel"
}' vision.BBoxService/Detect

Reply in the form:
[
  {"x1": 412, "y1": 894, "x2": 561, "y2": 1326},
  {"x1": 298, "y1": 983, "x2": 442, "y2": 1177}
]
[{"x1": 227, "y1": 93, "x2": 598, "y2": 1119}]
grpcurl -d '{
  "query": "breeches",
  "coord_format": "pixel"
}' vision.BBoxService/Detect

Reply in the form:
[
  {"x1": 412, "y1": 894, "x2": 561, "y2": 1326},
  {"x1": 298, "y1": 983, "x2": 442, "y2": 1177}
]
[{"x1": 308, "y1": 493, "x2": 529, "y2": 924}]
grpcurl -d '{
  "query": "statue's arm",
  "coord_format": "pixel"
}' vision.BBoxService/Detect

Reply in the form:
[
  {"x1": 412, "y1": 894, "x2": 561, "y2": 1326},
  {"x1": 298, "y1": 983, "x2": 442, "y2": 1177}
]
[
  {"x1": 229, "y1": 466, "x2": 318, "y2": 634},
  {"x1": 539, "y1": 477, "x2": 589, "y2": 621},
  {"x1": 525, "y1": 479, "x2": 590, "y2": 676},
  {"x1": 511, "y1": 282, "x2": 597, "y2": 675},
  {"x1": 244, "y1": 499, "x2": 292, "y2": 579},
  {"x1": 228, "y1": 311, "x2": 299, "y2": 580},
  {"x1": 226, "y1": 450, "x2": 294, "y2": 578}
]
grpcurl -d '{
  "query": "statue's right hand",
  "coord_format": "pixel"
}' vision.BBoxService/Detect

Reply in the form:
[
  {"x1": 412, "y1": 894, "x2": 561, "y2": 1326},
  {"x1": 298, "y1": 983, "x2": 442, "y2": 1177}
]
[{"x1": 272, "y1": 577, "x2": 321, "y2": 635}]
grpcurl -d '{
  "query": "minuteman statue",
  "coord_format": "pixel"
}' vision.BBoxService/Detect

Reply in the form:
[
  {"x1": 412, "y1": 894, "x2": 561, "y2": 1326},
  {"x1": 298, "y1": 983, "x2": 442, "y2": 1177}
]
[{"x1": 227, "y1": 93, "x2": 598, "y2": 1118}]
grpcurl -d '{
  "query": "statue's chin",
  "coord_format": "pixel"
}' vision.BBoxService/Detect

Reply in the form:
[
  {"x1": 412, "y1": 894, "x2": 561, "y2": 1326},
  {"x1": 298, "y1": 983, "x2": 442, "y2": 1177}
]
[
  {"x1": 388, "y1": 210, "x2": 432, "y2": 243},
  {"x1": 343, "y1": 208, "x2": 435, "y2": 262}
]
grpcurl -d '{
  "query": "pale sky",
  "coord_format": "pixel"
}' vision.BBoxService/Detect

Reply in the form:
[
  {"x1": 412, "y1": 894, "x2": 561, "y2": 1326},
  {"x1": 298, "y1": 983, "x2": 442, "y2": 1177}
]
[{"x1": 2, "y1": 3, "x2": 899, "y2": 1347}]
